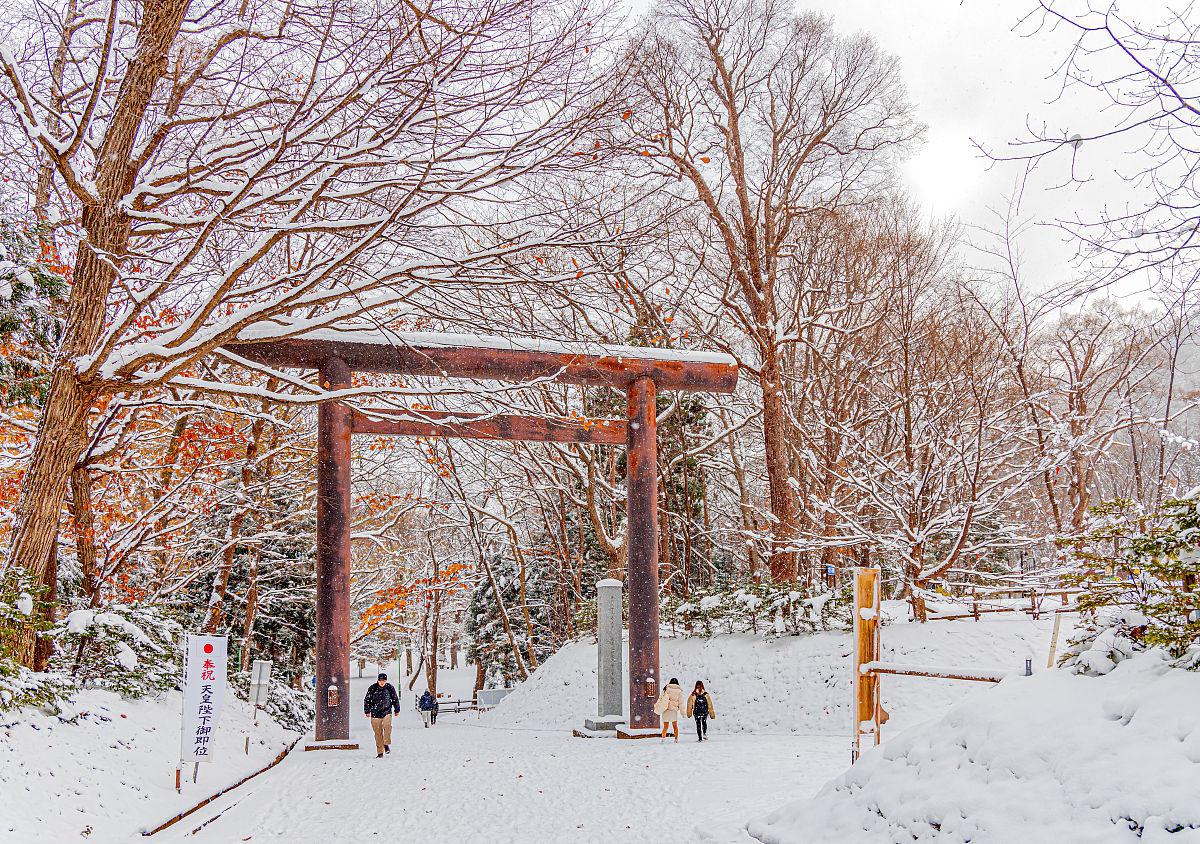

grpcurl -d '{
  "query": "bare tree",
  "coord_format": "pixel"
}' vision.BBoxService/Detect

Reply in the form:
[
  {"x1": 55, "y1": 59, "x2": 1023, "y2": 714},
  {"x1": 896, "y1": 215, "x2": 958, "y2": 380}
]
[
  {"x1": 625, "y1": 0, "x2": 920, "y2": 581},
  {"x1": 0, "y1": 0, "x2": 615, "y2": 663},
  {"x1": 987, "y1": 2, "x2": 1200, "y2": 289}
]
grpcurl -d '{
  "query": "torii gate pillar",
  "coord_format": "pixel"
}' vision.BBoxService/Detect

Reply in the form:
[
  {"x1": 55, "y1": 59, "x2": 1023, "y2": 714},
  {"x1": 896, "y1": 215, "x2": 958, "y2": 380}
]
[
  {"x1": 625, "y1": 376, "x2": 661, "y2": 730},
  {"x1": 314, "y1": 357, "x2": 353, "y2": 744}
]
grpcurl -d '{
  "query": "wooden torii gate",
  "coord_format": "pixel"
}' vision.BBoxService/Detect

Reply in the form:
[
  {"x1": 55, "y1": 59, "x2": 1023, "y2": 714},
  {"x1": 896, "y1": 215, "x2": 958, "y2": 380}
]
[{"x1": 225, "y1": 329, "x2": 737, "y2": 745}]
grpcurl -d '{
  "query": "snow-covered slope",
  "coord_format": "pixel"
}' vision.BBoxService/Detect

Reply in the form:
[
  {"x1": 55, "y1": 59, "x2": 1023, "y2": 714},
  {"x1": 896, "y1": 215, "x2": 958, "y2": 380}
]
[
  {"x1": 486, "y1": 615, "x2": 1064, "y2": 734},
  {"x1": 0, "y1": 688, "x2": 298, "y2": 842},
  {"x1": 745, "y1": 651, "x2": 1200, "y2": 843}
]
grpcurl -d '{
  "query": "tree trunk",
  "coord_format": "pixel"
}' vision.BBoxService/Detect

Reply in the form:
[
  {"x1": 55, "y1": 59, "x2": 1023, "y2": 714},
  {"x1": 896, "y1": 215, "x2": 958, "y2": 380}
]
[
  {"x1": 407, "y1": 654, "x2": 425, "y2": 691},
  {"x1": 5, "y1": 371, "x2": 95, "y2": 664},
  {"x1": 760, "y1": 364, "x2": 801, "y2": 582},
  {"x1": 239, "y1": 548, "x2": 262, "y2": 672},
  {"x1": 911, "y1": 589, "x2": 928, "y2": 623},
  {"x1": 3, "y1": 0, "x2": 192, "y2": 667},
  {"x1": 508, "y1": 527, "x2": 539, "y2": 671},
  {"x1": 33, "y1": 0, "x2": 78, "y2": 228},
  {"x1": 151, "y1": 413, "x2": 192, "y2": 583},
  {"x1": 725, "y1": 420, "x2": 763, "y2": 578},
  {"x1": 425, "y1": 586, "x2": 440, "y2": 697},
  {"x1": 474, "y1": 660, "x2": 486, "y2": 700},
  {"x1": 32, "y1": 534, "x2": 57, "y2": 671},
  {"x1": 69, "y1": 466, "x2": 100, "y2": 607}
]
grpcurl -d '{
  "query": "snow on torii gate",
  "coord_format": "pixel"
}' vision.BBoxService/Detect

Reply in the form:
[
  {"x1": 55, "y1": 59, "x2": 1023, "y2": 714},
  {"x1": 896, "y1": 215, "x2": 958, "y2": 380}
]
[{"x1": 224, "y1": 328, "x2": 738, "y2": 745}]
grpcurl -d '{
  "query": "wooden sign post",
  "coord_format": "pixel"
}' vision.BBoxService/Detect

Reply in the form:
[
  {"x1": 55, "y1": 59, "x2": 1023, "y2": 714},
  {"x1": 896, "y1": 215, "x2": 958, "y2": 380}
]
[{"x1": 852, "y1": 567, "x2": 881, "y2": 762}]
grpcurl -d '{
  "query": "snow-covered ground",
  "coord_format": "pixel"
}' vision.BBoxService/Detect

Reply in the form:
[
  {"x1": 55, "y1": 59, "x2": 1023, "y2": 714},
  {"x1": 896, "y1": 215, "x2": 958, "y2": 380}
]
[
  {"x1": 143, "y1": 665, "x2": 844, "y2": 844},
  {"x1": 149, "y1": 699, "x2": 844, "y2": 843},
  {"x1": 80, "y1": 615, "x2": 1062, "y2": 843},
  {"x1": 488, "y1": 613, "x2": 1062, "y2": 735},
  {"x1": 24, "y1": 615, "x2": 1180, "y2": 844},
  {"x1": 746, "y1": 650, "x2": 1200, "y2": 843},
  {"x1": 0, "y1": 686, "x2": 298, "y2": 842}
]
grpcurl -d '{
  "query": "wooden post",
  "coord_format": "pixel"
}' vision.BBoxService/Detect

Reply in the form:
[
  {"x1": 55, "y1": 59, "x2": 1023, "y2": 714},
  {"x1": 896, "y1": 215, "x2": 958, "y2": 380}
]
[
  {"x1": 1030, "y1": 589, "x2": 1040, "y2": 620},
  {"x1": 852, "y1": 567, "x2": 881, "y2": 762},
  {"x1": 626, "y1": 376, "x2": 661, "y2": 731},
  {"x1": 315, "y1": 357, "x2": 353, "y2": 743}
]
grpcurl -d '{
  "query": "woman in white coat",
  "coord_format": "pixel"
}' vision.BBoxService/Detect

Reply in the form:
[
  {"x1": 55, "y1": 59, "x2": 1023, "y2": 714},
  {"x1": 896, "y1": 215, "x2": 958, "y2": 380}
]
[{"x1": 655, "y1": 678, "x2": 686, "y2": 742}]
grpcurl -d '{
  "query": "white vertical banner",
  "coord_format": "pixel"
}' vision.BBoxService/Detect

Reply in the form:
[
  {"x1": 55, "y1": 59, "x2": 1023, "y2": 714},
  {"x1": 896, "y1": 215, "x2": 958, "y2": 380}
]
[{"x1": 181, "y1": 634, "x2": 228, "y2": 763}]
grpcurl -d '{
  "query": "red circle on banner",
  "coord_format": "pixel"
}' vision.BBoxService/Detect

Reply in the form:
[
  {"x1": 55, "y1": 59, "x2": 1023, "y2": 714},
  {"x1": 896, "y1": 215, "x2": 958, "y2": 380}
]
[{"x1": 203, "y1": 643, "x2": 214, "y2": 654}]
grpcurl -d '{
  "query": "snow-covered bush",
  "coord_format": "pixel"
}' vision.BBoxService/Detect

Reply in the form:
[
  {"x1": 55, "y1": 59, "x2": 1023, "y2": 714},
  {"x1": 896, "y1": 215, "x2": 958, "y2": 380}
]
[
  {"x1": 571, "y1": 580, "x2": 853, "y2": 642},
  {"x1": 1061, "y1": 607, "x2": 1148, "y2": 676},
  {"x1": 228, "y1": 670, "x2": 313, "y2": 732},
  {"x1": 50, "y1": 604, "x2": 182, "y2": 697},
  {"x1": 0, "y1": 665, "x2": 73, "y2": 716},
  {"x1": 0, "y1": 571, "x2": 72, "y2": 714},
  {"x1": 0, "y1": 568, "x2": 46, "y2": 660},
  {"x1": 663, "y1": 581, "x2": 852, "y2": 638},
  {"x1": 1061, "y1": 495, "x2": 1200, "y2": 673}
]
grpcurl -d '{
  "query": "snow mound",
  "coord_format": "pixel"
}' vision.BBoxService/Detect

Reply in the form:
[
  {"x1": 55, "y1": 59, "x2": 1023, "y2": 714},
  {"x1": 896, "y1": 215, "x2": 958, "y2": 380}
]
[
  {"x1": 0, "y1": 688, "x2": 298, "y2": 842},
  {"x1": 486, "y1": 616, "x2": 1061, "y2": 734},
  {"x1": 746, "y1": 651, "x2": 1200, "y2": 843}
]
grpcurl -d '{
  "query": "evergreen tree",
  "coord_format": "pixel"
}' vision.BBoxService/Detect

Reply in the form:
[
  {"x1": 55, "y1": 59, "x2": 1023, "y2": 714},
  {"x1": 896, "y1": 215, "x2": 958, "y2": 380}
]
[
  {"x1": 0, "y1": 216, "x2": 67, "y2": 408},
  {"x1": 1062, "y1": 496, "x2": 1200, "y2": 671},
  {"x1": 465, "y1": 553, "x2": 557, "y2": 687},
  {"x1": 181, "y1": 486, "x2": 316, "y2": 685},
  {"x1": 577, "y1": 307, "x2": 713, "y2": 596}
]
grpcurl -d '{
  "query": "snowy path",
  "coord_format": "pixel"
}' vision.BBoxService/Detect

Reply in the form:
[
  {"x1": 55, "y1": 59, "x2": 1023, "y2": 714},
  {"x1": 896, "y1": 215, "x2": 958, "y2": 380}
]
[{"x1": 144, "y1": 674, "x2": 845, "y2": 843}]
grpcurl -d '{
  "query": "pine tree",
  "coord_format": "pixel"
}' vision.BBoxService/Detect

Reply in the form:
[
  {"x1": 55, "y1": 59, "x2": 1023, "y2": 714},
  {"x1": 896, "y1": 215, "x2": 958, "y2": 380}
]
[
  {"x1": 181, "y1": 486, "x2": 316, "y2": 685},
  {"x1": 0, "y1": 215, "x2": 67, "y2": 408},
  {"x1": 466, "y1": 554, "x2": 557, "y2": 688},
  {"x1": 577, "y1": 307, "x2": 714, "y2": 596},
  {"x1": 1062, "y1": 496, "x2": 1200, "y2": 671}
]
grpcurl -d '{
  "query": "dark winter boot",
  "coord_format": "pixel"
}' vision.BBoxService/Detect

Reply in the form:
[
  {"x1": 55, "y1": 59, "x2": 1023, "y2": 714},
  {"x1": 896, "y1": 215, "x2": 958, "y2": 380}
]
[{"x1": 384, "y1": 745, "x2": 390, "y2": 754}]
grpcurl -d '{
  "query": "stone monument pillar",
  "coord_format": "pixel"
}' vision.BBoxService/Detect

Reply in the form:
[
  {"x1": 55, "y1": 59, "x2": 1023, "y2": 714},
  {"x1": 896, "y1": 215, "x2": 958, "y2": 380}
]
[{"x1": 584, "y1": 578, "x2": 625, "y2": 731}]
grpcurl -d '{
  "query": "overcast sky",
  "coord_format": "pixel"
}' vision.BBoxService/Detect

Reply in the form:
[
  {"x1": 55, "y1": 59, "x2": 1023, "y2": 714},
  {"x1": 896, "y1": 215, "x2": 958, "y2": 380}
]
[
  {"x1": 624, "y1": 0, "x2": 1160, "y2": 301},
  {"x1": 803, "y1": 1, "x2": 1093, "y2": 292}
]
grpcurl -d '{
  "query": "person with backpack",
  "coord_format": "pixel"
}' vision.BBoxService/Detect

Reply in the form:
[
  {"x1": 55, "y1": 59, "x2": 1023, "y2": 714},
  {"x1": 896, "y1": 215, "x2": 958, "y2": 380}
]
[
  {"x1": 363, "y1": 673, "x2": 401, "y2": 758},
  {"x1": 686, "y1": 681, "x2": 716, "y2": 741},
  {"x1": 654, "y1": 678, "x2": 685, "y2": 742},
  {"x1": 417, "y1": 689, "x2": 439, "y2": 727}
]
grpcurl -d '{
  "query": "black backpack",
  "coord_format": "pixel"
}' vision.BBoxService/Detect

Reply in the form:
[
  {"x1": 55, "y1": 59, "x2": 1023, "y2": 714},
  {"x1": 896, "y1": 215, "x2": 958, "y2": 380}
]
[{"x1": 693, "y1": 692, "x2": 709, "y2": 717}]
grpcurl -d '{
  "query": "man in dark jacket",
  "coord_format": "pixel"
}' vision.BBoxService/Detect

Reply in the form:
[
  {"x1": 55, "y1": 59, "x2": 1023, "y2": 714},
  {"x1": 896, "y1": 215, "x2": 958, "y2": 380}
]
[{"x1": 364, "y1": 673, "x2": 400, "y2": 758}]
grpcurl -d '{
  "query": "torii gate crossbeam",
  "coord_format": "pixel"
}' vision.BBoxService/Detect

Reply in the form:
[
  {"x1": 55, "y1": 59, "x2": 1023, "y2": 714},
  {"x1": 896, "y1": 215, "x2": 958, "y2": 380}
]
[{"x1": 224, "y1": 329, "x2": 738, "y2": 744}]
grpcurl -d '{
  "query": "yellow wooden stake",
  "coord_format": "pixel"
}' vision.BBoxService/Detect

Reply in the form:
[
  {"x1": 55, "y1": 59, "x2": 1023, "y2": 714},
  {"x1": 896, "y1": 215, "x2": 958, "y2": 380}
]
[{"x1": 852, "y1": 567, "x2": 881, "y2": 762}]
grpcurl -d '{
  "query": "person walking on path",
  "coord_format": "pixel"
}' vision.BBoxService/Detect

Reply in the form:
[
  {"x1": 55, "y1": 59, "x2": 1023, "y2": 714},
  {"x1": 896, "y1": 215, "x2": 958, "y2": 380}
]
[
  {"x1": 655, "y1": 678, "x2": 685, "y2": 742},
  {"x1": 686, "y1": 681, "x2": 715, "y2": 742},
  {"x1": 418, "y1": 689, "x2": 439, "y2": 727},
  {"x1": 364, "y1": 673, "x2": 401, "y2": 758}
]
